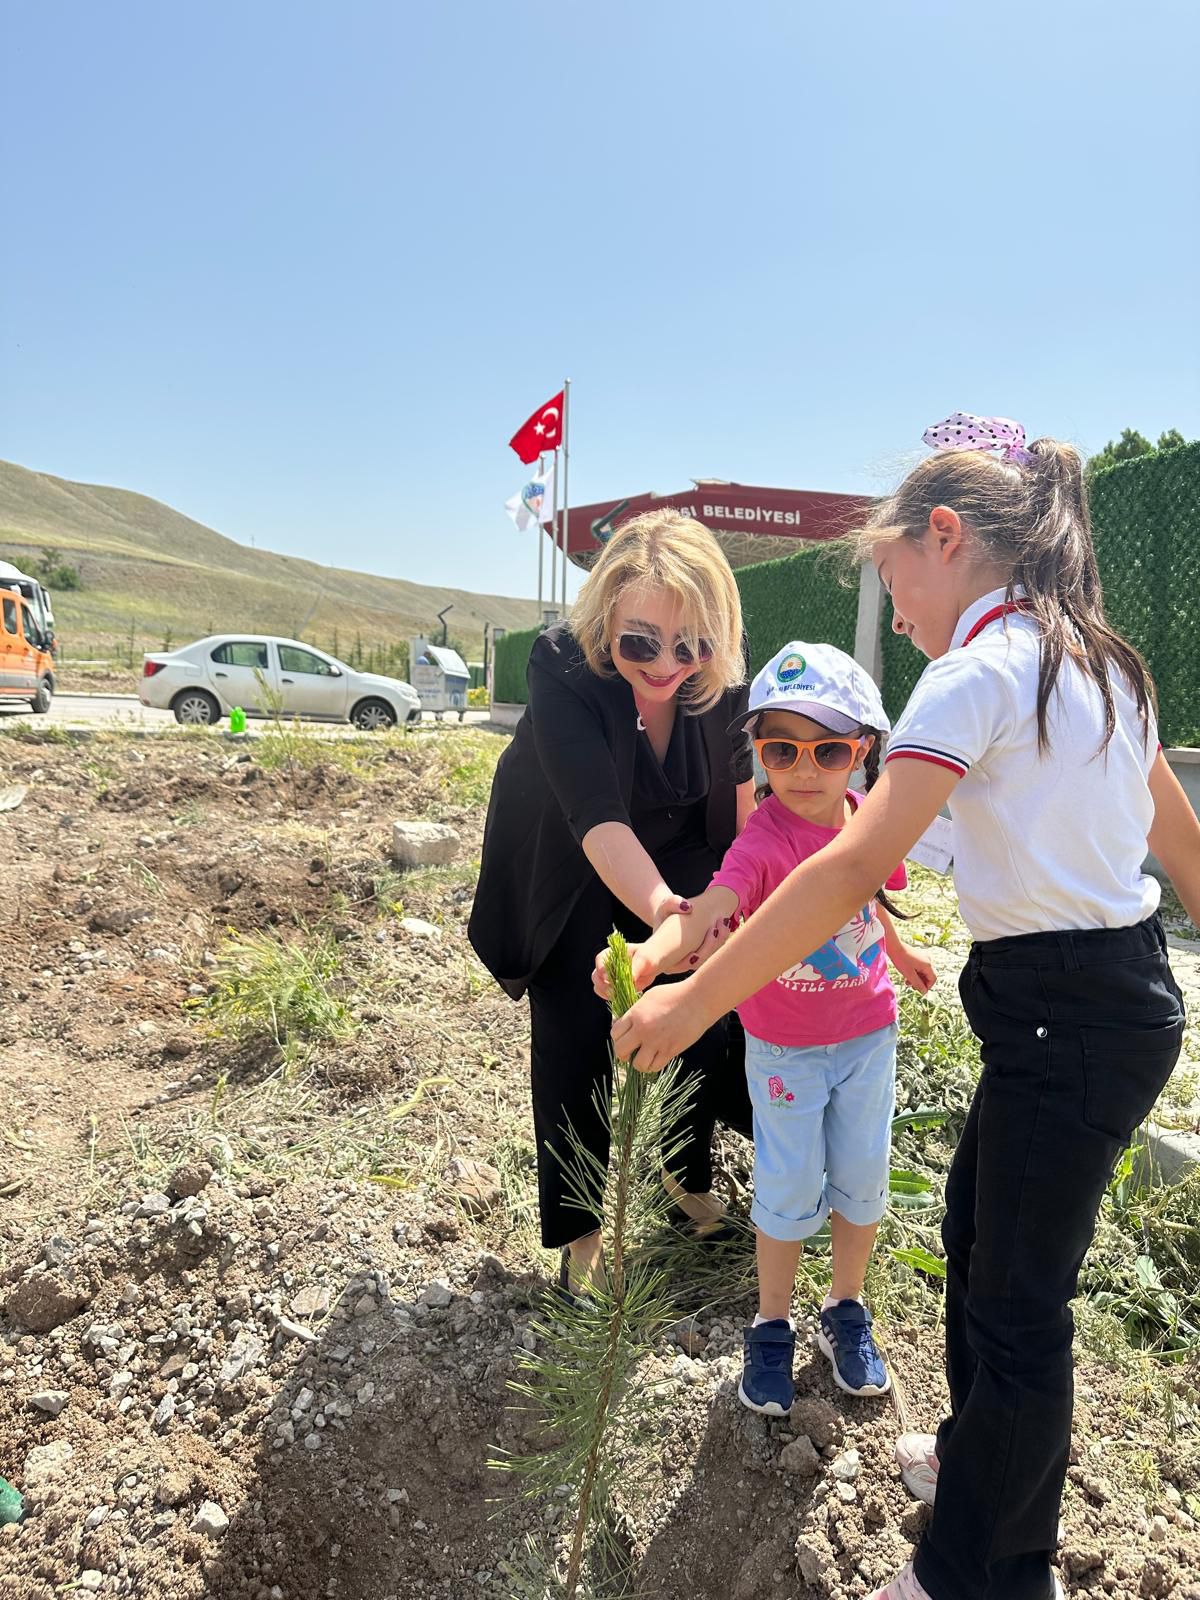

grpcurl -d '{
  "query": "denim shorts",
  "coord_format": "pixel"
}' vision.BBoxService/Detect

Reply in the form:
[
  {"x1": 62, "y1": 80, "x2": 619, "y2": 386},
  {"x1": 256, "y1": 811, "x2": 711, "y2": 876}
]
[{"x1": 745, "y1": 1023, "x2": 897, "y2": 1242}]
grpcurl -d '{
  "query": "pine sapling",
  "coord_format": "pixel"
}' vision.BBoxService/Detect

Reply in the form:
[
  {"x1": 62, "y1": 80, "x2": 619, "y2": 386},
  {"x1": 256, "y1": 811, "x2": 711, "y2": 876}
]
[{"x1": 494, "y1": 931, "x2": 697, "y2": 1598}]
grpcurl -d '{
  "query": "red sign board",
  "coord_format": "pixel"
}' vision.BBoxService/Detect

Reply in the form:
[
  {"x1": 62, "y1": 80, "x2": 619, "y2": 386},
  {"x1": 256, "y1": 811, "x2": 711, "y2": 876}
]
[{"x1": 548, "y1": 482, "x2": 872, "y2": 570}]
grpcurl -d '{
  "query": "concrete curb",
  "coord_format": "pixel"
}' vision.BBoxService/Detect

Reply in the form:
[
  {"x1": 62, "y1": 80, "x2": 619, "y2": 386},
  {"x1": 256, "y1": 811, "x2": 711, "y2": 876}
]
[
  {"x1": 1140, "y1": 1122, "x2": 1200, "y2": 1187},
  {"x1": 488, "y1": 703, "x2": 525, "y2": 730},
  {"x1": 55, "y1": 691, "x2": 140, "y2": 701}
]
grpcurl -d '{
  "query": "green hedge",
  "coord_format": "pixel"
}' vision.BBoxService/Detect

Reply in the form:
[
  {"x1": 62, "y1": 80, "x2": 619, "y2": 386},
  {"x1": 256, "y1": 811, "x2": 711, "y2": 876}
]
[
  {"x1": 490, "y1": 544, "x2": 859, "y2": 705},
  {"x1": 491, "y1": 447, "x2": 1199, "y2": 744},
  {"x1": 1089, "y1": 441, "x2": 1199, "y2": 748},
  {"x1": 881, "y1": 603, "x2": 927, "y2": 724},
  {"x1": 736, "y1": 541, "x2": 859, "y2": 675},
  {"x1": 882, "y1": 441, "x2": 1200, "y2": 738},
  {"x1": 493, "y1": 625, "x2": 541, "y2": 705}
]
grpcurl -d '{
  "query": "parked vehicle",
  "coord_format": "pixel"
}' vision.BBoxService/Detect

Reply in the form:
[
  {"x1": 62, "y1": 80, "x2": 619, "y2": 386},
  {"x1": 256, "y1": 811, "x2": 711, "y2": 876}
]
[
  {"x1": 0, "y1": 562, "x2": 57, "y2": 657},
  {"x1": 0, "y1": 588, "x2": 55, "y2": 713},
  {"x1": 140, "y1": 635, "x2": 422, "y2": 729}
]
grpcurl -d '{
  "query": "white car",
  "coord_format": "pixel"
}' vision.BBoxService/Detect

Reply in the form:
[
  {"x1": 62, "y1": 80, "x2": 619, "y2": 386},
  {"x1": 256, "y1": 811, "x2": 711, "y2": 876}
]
[{"x1": 140, "y1": 635, "x2": 422, "y2": 730}]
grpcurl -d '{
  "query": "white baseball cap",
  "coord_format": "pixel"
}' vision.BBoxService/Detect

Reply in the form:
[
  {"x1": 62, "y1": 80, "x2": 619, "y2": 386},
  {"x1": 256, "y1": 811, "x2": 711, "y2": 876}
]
[{"x1": 733, "y1": 640, "x2": 890, "y2": 737}]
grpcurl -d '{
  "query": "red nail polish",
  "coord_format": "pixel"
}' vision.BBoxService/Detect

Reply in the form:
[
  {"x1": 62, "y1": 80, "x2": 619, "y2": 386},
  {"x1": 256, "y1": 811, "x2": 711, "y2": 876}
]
[
  {"x1": 679, "y1": 900, "x2": 693, "y2": 913},
  {"x1": 688, "y1": 955, "x2": 699, "y2": 966}
]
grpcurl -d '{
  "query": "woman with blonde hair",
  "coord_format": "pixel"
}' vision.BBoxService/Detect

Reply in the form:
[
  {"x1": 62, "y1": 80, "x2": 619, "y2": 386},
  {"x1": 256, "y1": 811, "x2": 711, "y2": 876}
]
[{"x1": 469, "y1": 510, "x2": 756, "y2": 1296}]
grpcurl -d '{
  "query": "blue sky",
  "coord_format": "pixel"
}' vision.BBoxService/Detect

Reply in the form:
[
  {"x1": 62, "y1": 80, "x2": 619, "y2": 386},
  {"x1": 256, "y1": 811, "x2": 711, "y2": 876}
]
[{"x1": 3, "y1": 0, "x2": 1197, "y2": 601}]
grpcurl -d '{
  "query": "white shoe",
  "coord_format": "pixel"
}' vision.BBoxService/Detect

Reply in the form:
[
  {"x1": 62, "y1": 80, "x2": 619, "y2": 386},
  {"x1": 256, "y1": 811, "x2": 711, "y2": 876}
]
[
  {"x1": 866, "y1": 1563, "x2": 932, "y2": 1600},
  {"x1": 869, "y1": 1561, "x2": 1064, "y2": 1600},
  {"x1": 896, "y1": 1432, "x2": 940, "y2": 1506},
  {"x1": 864, "y1": 1536, "x2": 1068, "y2": 1600}
]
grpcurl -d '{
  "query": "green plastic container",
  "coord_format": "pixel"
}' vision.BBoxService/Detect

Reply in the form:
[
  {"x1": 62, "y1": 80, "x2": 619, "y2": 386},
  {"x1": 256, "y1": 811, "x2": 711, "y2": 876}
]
[
  {"x1": 229, "y1": 706, "x2": 247, "y2": 734},
  {"x1": 0, "y1": 1474, "x2": 24, "y2": 1525}
]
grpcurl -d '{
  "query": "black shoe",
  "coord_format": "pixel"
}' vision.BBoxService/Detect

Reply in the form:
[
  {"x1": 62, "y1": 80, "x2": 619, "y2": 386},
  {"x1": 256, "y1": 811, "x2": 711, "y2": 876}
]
[{"x1": 665, "y1": 1203, "x2": 744, "y2": 1245}]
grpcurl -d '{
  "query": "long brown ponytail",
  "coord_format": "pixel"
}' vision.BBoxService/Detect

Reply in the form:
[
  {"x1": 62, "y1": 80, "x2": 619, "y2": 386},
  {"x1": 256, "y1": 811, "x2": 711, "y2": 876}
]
[{"x1": 861, "y1": 441, "x2": 1156, "y2": 753}]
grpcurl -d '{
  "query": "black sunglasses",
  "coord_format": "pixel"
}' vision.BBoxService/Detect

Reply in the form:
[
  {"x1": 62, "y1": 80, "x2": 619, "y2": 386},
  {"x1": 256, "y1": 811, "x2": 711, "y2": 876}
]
[{"x1": 617, "y1": 631, "x2": 714, "y2": 668}]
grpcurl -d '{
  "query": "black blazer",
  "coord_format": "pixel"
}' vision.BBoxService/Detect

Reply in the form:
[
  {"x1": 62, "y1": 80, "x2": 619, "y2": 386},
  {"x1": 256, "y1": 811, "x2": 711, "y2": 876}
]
[{"x1": 469, "y1": 626, "x2": 752, "y2": 1000}]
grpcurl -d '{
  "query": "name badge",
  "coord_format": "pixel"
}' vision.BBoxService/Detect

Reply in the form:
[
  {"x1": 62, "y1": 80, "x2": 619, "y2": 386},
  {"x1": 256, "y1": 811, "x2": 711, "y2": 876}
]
[{"x1": 907, "y1": 814, "x2": 954, "y2": 876}]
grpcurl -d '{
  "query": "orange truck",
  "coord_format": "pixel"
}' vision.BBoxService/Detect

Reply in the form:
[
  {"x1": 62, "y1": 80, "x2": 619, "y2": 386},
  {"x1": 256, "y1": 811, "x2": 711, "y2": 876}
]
[{"x1": 0, "y1": 587, "x2": 55, "y2": 714}]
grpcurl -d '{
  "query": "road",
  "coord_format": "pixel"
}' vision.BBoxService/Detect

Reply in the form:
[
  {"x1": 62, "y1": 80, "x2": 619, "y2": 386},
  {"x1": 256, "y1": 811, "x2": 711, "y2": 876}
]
[{"x1": 0, "y1": 693, "x2": 492, "y2": 733}]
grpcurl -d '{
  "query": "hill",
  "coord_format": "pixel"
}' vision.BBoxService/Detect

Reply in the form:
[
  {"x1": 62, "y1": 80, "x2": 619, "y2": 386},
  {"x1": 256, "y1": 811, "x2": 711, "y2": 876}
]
[{"x1": 0, "y1": 459, "x2": 540, "y2": 662}]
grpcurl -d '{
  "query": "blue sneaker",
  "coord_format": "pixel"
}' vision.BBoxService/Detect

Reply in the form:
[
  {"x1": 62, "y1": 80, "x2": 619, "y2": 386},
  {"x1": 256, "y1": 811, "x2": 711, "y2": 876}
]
[
  {"x1": 817, "y1": 1299, "x2": 891, "y2": 1396},
  {"x1": 738, "y1": 1319, "x2": 796, "y2": 1416}
]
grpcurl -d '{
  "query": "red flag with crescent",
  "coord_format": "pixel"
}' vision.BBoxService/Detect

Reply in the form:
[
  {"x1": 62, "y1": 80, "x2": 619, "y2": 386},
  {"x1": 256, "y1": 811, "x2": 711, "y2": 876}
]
[{"x1": 509, "y1": 390, "x2": 564, "y2": 464}]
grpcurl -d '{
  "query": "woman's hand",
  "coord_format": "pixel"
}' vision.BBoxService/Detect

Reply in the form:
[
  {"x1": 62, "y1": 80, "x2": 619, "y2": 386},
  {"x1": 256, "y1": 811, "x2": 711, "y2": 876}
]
[
  {"x1": 611, "y1": 983, "x2": 708, "y2": 1073},
  {"x1": 893, "y1": 944, "x2": 937, "y2": 994}
]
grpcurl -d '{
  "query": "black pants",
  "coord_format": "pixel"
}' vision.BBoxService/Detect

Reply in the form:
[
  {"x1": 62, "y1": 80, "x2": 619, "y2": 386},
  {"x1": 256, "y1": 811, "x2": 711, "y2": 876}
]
[
  {"x1": 915, "y1": 915, "x2": 1185, "y2": 1600},
  {"x1": 527, "y1": 884, "x2": 753, "y2": 1250}
]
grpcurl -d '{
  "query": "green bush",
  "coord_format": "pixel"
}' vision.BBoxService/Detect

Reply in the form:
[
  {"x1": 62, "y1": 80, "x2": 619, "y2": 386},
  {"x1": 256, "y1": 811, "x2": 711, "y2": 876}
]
[
  {"x1": 201, "y1": 925, "x2": 355, "y2": 1046},
  {"x1": 493, "y1": 625, "x2": 541, "y2": 705},
  {"x1": 882, "y1": 440, "x2": 1200, "y2": 736},
  {"x1": 736, "y1": 541, "x2": 859, "y2": 674},
  {"x1": 1089, "y1": 440, "x2": 1200, "y2": 749},
  {"x1": 881, "y1": 604, "x2": 927, "y2": 724},
  {"x1": 489, "y1": 544, "x2": 859, "y2": 705},
  {"x1": 489, "y1": 448, "x2": 1200, "y2": 741}
]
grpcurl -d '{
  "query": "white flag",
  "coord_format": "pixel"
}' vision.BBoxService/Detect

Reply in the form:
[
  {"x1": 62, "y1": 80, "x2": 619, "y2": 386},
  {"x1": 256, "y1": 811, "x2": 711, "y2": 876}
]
[{"x1": 505, "y1": 458, "x2": 556, "y2": 533}]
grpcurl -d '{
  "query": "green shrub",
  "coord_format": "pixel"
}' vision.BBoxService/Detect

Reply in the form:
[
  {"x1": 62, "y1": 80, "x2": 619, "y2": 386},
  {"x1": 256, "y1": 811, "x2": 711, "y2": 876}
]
[
  {"x1": 1089, "y1": 440, "x2": 1200, "y2": 748},
  {"x1": 202, "y1": 925, "x2": 355, "y2": 1046},
  {"x1": 736, "y1": 540, "x2": 858, "y2": 674},
  {"x1": 493, "y1": 625, "x2": 541, "y2": 705}
]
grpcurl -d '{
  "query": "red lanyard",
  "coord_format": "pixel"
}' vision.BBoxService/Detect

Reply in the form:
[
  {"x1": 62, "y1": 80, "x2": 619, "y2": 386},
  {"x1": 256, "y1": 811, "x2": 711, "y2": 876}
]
[{"x1": 961, "y1": 599, "x2": 1031, "y2": 647}]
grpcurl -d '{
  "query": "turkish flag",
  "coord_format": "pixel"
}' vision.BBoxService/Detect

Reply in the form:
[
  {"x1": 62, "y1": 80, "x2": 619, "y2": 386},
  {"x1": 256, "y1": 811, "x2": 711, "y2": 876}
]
[{"x1": 509, "y1": 390, "x2": 564, "y2": 463}]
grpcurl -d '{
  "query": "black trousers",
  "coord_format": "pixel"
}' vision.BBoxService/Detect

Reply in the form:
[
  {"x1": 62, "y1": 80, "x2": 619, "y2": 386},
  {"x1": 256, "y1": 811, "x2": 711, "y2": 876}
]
[
  {"x1": 915, "y1": 914, "x2": 1185, "y2": 1600},
  {"x1": 527, "y1": 884, "x2": 753, "y2": 1250}
]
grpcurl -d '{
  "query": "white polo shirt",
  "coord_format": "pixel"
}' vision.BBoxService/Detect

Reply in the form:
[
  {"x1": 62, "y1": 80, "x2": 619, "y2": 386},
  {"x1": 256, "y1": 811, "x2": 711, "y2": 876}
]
[{"x1": 887, "y1": 588, "x2": 1161, "y2": 943}]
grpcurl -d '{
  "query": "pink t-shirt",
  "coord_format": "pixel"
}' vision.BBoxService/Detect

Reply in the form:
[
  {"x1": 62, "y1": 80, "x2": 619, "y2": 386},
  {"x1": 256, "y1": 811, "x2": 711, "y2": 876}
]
[{"x1": 711, "y1": 791, "x2": 907, "y2": 1048}]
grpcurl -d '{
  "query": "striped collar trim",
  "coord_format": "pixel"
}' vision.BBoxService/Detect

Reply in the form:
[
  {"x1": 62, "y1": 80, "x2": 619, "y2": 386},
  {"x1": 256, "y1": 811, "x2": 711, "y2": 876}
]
[{"x1": 950, "y1": 586, "x2": 1030, "y2": 651}]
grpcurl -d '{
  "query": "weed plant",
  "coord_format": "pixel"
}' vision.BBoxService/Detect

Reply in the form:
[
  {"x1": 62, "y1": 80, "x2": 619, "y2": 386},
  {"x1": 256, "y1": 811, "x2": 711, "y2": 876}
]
[{"x1": 201, "y1": 924, "x2": 356, "y2": 1048}]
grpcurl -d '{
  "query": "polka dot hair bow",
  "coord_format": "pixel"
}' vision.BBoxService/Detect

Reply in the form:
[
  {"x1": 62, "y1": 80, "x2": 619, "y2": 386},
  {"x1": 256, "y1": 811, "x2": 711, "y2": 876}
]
[{"x1": 922, "y1": 412, "x2": 1034, "y2": 466}]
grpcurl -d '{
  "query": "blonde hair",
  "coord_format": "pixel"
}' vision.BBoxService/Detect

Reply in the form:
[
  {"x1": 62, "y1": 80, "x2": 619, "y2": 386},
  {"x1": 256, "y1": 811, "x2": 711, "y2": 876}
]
[
  {"x1": 855, "y1": 442, "x2": 1154, "y2": 752},
  {"x1": 570, "y1": 509, "x2": 745, "y2": 712}
]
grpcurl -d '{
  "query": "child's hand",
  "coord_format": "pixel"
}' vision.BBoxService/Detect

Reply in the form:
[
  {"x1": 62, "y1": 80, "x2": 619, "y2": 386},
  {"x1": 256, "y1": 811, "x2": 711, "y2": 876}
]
[
  {"x1": 592, "y1": 942, "x2": 659, "y2": 1001},
  {"x1": 592, "y1": 915, "x2": 733, "y2": 1000},
  {"x1": 894, "y1": 946, "x2": 937, "y2": 994}
]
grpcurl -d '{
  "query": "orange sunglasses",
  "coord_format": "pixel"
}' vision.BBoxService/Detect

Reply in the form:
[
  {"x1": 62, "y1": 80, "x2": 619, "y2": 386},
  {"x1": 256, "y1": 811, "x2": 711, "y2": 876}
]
[{"x1": 753, "y1": 735, "x2": 866, "y2": 774}]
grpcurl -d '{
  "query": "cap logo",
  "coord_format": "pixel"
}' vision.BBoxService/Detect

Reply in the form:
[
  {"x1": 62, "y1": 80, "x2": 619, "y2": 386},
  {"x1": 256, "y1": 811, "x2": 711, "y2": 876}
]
[{"x1": 776, "y1": 653, "x2": 806, "y2": 686}]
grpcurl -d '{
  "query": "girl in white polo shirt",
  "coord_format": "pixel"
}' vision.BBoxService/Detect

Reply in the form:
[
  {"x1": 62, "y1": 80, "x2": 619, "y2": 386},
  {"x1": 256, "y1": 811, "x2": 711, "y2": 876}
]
[{"x1": 612, "y1": 414, "x2": 1200, "y2": 1600}]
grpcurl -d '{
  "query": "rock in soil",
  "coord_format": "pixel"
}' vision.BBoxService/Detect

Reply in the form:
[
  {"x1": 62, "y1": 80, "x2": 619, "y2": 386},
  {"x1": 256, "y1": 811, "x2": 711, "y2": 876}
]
[
  {"x1": 389, "y1": 819, "x2": 459, "y2": 867},
  {"x1": 779, "y1": 1434, "x2": 822, "y2": 1476},
  {"x1": 27, "y1": 1389, "x2": 70, "y2": 1416},
  {"x1": 445, "y1": 1156, "x2": 503, "y2": 1215},
  {"x1": 6, "y1": 1267, "x2": 92, "y2": 1332}
]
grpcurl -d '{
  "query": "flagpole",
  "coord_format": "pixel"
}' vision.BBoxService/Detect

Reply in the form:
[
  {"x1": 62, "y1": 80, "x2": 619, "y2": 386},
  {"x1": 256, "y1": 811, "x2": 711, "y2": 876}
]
[
  {"x1": 560, "y1": 378, "x2": 571, "y2": 613},
  {"x1": 548, "y1": 454, "x2": 558, "y2": 617},
  {"x1": 536, "y1": 454, "x2": 545, "y2": 608}
]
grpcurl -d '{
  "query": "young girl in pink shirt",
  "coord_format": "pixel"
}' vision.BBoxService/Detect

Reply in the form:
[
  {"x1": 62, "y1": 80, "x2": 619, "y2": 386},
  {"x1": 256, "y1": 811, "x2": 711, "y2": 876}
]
[{"x1": 601, "y1": 639, "x2": 934, "y2": 1412}]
